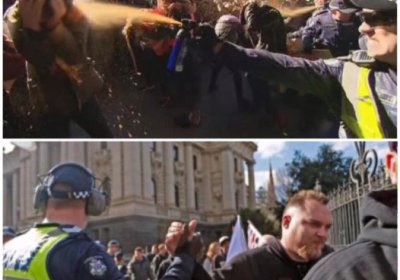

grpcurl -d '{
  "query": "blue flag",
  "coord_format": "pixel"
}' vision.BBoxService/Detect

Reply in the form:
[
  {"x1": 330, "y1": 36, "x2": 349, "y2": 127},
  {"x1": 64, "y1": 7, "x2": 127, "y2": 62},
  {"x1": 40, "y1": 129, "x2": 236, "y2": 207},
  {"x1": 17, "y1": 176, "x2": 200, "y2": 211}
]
[{"x1": 226, "y1": 215, "x2": 248, "y2": 262}]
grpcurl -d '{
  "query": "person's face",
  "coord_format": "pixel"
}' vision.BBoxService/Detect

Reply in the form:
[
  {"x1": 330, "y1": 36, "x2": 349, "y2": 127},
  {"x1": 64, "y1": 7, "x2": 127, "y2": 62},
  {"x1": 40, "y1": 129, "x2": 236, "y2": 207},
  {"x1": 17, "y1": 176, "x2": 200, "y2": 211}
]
[
  {"x1": 283, "y1": 199, "x2": 332, "y2": 261},
  {"x1": 358, "y1": 9, "x2": 397, "y2": 66},
  {"x1": 108, "y1": 244, "x2": 119, "y2": 254},
  {"x1": 135, "y1": 250, "x2": 144, "y2": 260},
  {"x1": 314, "y1": 0, "x2": 325, "y2": 7},
  {"x1": 331, "y1": 9, "x2": 354, "y2": 22},
  {"x1": 221, "y1": 241, "x2": 230, "y2": 253}
]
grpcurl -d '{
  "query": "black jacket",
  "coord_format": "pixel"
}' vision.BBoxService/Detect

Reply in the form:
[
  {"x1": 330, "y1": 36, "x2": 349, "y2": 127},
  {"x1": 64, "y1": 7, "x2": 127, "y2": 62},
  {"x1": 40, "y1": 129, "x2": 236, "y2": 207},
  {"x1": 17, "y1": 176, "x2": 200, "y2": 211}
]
[
  {"x1": 304, "y1": 189, "x2": 397, "y2": 280},
  {"x1": 214, "y1": 237, "x2": 331, "y2": 280}
]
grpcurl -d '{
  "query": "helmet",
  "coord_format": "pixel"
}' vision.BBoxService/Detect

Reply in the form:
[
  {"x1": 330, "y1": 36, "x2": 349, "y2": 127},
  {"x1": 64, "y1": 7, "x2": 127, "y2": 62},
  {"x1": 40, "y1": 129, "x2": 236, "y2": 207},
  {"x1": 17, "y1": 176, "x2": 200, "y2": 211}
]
[
  {"x1": 33, "y1": 162, "x2": 109, "y2": 216},
  {"x1": 349, "y1": 0, "x2": 396, "y2": 11}
]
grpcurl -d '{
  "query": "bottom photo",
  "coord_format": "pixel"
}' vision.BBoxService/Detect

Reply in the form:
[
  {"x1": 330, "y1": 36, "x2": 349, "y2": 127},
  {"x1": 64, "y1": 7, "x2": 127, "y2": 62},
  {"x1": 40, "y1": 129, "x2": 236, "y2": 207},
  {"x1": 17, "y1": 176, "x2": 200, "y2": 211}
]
[{"x1": 3, "y1": 141, "x2": 397, "y2": 280}]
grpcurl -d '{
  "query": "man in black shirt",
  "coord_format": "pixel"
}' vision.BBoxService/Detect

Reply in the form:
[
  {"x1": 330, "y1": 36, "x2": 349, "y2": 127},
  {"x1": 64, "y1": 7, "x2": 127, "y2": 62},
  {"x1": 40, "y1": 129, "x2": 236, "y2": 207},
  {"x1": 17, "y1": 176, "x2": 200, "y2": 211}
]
[{"x1": 214, "y1": 190, "x2": 333, "y2": 280}]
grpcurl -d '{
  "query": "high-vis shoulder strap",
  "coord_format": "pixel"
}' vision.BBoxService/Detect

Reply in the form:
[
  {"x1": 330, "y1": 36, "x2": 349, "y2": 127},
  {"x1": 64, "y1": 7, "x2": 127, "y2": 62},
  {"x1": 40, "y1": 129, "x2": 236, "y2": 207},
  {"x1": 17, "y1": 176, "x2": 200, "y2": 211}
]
[{"x1": 341, "y1": 62, "x2": 384, "y2": 138}]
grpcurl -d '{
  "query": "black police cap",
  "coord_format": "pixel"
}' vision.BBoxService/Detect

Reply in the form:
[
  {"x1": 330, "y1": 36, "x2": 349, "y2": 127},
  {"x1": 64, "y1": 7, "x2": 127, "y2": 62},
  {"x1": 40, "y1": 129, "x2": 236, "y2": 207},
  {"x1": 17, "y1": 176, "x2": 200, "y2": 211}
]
[{"x1": 349, "y1": 0, "x2": 396, "y2": 11}]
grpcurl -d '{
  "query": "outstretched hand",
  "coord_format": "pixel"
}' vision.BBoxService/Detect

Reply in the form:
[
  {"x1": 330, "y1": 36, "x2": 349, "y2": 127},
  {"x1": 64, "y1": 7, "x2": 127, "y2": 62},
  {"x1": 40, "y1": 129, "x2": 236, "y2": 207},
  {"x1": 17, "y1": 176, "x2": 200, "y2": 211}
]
[{"x1": 165, "y1": 219, "x2": 198, "y2": 256}]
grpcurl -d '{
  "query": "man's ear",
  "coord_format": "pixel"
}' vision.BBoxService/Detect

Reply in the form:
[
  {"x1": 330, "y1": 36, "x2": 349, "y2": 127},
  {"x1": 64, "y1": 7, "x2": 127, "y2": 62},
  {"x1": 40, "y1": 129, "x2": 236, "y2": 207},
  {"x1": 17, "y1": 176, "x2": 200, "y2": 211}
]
[{"x1": 282, "y1": 214, "x2": 291, "y2": 229}]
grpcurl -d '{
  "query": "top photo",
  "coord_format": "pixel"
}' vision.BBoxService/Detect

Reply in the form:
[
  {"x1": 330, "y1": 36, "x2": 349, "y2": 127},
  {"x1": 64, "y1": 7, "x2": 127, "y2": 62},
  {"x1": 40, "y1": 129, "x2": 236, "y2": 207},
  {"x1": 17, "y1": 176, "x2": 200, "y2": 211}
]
[{"x1": 3, "y1": 0, "x2": 396, "y2": 138}]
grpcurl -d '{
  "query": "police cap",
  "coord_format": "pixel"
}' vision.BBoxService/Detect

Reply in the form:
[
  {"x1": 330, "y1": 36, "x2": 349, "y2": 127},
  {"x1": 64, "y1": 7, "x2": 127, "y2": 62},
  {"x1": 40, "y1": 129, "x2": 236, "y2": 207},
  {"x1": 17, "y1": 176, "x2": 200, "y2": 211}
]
[
  {"x1": 330, "y1": 0, "x2": 359, "y2": 13},
  {"x1": 349, "y1": 0, "x2": 397, "y2": 11},
  {"x1": 44, "y1": 162, "x2": 95, "y2": 200}
]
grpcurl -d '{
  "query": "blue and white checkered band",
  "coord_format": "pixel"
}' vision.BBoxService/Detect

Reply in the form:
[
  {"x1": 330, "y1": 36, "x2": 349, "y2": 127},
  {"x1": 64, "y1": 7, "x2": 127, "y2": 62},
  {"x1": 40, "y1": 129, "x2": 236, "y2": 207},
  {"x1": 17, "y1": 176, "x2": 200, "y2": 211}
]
[
  {"x1": 85, "y1": 256, "x2": 107, "y2": 277},
  {"x1": 72, "y1": 191, "x2": 91, "y2": 199}
]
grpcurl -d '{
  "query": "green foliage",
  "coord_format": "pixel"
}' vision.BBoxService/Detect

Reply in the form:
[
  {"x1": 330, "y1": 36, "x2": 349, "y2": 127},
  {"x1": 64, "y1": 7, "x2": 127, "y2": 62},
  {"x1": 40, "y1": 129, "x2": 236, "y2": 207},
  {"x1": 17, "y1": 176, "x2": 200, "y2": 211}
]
[
  {"x1": 285, "y1": 144, "x2": 352, "y2": 194},
  {"x1": 227, "y1": 208, "x2": 280, "y2": 238},
  {"x1": 255, "y1": 186, "x2": 267, "y2": 204}
]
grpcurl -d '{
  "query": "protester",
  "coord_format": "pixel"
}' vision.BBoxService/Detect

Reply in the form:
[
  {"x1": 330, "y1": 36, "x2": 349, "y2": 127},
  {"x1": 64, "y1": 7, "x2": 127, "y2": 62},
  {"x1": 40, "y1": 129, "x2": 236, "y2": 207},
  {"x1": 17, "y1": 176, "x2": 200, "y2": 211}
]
[
  {"x1": 128, "y1": 246, "x2": 155, "y2": 280},
  {"x1": 152, "y1": 243, "x2": 170, "y2": 276},
  {"x1": 108, "y1": 239, "x2": 122, "y2": 257},
  {"x1": 211, "y1": 190, "x2": 333, "y2": 280},
  {"x1": 115, "y1": 251, "x2": 130, "y2": 280},
  {"x1": 3, "y1": 162, "x2": 122, "y2": 279},
  {"x1": 196, "y1": 0, "x2": 397, "y2": 138},
  {"x1": 304, "y1": 189, "x2": 397, "y2": 280},
  {"x1": 146, "y1": 244, "x2": 160, "y2": 263},
  {"x1": 212, "y1": 236, "x2": 230, "y2": 270},
  {"x1": 4, "y1": 0, "x2": 113, "y2": 138},
  {"x1": 202, "y1": 241, "x2": 220, "y2": 277}
]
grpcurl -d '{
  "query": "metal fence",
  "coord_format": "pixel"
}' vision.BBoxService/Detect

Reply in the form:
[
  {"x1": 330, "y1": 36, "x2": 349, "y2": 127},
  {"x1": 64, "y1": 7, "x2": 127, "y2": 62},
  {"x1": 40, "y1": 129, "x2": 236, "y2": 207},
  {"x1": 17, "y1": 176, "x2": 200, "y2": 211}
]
[{"x1": 327, "y1": 143, "x2": 395, "y2": 248}]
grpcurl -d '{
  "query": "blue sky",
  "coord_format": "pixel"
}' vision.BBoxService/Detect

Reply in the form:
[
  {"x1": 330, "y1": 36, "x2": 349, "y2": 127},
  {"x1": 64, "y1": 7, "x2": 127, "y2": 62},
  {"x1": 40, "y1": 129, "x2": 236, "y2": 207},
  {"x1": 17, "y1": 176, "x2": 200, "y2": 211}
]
[{"x1": 252, "y1": 141, "x2": 390, "y2": 189}]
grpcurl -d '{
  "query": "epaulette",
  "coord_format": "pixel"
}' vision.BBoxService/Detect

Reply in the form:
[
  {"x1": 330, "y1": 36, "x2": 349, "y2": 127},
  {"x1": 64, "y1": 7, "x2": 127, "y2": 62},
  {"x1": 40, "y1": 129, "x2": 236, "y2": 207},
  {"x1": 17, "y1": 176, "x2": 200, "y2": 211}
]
[{"x1": 337, "y1": 50, "x2": 375, "y2": 67}]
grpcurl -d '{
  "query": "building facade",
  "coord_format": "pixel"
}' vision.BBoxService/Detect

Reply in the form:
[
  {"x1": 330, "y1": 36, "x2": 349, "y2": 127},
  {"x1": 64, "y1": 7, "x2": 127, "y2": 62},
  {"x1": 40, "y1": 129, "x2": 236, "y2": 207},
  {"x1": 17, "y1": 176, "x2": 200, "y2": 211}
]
[{"x1": 3, "y1": 142, "x2": 257, "y2": 250}]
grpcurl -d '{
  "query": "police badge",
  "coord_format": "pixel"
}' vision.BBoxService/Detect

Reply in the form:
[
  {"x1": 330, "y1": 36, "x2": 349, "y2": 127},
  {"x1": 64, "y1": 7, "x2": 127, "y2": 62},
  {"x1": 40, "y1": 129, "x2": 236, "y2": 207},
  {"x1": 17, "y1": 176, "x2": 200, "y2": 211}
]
[{"x1": 85, "y1": 256, "x2": 108, "y2": 277}]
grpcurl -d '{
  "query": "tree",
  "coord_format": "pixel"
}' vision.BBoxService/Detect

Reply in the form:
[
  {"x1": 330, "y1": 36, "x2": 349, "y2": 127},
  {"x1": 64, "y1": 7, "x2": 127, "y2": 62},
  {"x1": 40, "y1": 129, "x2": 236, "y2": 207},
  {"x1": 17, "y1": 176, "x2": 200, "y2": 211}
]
[
  {"x1": 227, "y1": 208, "x2": 281, "y2": 238},
  {"x1": 255, "y1": 186, "x2": 267, "y2": 205},
  {"x1": 285, "y1": 144, "x2": 352, "y2": 194}
]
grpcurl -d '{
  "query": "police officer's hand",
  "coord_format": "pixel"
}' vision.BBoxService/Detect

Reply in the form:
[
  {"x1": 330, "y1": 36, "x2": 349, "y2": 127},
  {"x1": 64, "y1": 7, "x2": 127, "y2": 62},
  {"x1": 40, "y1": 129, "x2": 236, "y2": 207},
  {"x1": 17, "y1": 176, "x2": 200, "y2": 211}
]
[
  {"x1": 165, "y1": 219, "x2": 198, "y2": 256},
  {"x1": 195, "y1": 23, "x2": 222, "y2": 54}
]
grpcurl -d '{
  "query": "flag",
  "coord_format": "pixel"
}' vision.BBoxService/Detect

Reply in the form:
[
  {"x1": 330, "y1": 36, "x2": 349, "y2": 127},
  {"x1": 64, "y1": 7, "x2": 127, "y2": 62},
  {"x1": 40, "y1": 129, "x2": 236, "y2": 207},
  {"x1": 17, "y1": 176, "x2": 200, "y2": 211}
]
[
  {"x1": 226, "y1": 215, "x2": 248, "y2": 262},
  {"x1": 247, "y1": 220, "x2": 262, "y2": 249}
]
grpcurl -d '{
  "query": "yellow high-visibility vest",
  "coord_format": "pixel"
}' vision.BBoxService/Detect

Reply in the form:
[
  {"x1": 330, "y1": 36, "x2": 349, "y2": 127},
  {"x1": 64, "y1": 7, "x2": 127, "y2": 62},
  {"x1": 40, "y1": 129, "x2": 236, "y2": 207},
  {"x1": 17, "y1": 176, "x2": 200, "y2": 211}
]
[
  {"x1": 341, "y1": 62, "x2": 384, "y2": 138},
  {"x1": 3, "y1": 226, "x2": 69, "y2": 280}
]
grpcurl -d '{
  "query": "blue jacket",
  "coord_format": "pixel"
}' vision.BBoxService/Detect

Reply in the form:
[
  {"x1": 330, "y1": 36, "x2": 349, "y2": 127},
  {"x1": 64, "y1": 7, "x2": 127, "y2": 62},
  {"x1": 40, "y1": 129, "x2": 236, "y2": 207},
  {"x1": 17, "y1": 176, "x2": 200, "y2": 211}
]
[{"x1": 301, "y1": 11, "x2": 360, "y2": 57}]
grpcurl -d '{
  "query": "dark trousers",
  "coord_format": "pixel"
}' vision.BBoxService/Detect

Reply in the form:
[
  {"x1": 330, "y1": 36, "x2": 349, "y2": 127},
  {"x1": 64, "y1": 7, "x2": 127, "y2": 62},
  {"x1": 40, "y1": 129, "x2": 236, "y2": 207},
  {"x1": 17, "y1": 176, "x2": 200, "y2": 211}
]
[{"x1": 37, "y1": 97, "x2": 113, "y2": 138}]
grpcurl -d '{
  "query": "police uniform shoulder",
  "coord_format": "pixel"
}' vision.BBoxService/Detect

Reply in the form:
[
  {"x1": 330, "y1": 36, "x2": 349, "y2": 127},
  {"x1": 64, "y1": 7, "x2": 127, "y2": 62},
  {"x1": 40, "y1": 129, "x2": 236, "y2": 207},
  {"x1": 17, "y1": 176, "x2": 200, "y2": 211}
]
[{"x1": 312, "y1": 8, "x2": 329, "y2": 17}]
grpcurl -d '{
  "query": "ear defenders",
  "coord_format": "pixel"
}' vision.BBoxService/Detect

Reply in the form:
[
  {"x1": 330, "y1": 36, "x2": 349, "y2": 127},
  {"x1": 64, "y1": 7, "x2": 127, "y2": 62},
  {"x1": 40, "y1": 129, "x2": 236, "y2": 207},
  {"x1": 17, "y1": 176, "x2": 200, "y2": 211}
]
[{"x1": 33, "y1": 162, "x2": 109, "y2": 216}]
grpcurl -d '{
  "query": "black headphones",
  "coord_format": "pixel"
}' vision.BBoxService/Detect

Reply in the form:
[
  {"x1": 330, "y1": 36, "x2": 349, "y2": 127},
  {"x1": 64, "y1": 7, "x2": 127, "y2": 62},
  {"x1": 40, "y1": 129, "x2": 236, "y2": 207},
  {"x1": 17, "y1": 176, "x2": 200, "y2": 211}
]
[{"x1": 33, "y1": 162, "x2": 109, "y2": 216}]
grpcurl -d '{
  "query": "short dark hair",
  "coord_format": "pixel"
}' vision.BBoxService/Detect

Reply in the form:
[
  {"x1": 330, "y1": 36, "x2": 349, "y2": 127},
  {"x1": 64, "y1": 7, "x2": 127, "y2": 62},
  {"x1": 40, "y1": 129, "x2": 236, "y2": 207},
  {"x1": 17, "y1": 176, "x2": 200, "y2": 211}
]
[
  {"x1": 284, "y1": 190, "x2": 329, "y2": 214},
  {"x1": 135, "y1": 246, "x2": 143, "y2": 253}
]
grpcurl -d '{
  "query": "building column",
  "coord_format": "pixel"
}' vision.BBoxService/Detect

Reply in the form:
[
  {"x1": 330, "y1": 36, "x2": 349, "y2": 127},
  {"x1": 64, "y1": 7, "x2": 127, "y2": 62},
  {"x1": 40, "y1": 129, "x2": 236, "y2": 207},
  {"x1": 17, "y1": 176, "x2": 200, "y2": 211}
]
[
  {"x1": 202, "y1": 154, "x2": 212, "y2": 212},
  {"x1": 109, "y1": 143, "x2": 122, "y2": 200},
  {"x1": 184, "y1": 144, "x2": 195, "y2": 211},
  {"x1": 163, "y1": 143, "x2": 175, "y2": 206},
  {"x1": 20, "y1": 163, "x2": 26, "y2": 220},
  {"x1": 38, "y1": 143, "x2": 49, "y2": 174},
  {"x1": 123, "y1": 143, "x2": 141, "y2": 197},
  {"x1": 12, "y1": 172, "x2": 18, "y2": 227},
  {"x1": 69, "y1": 142, "x2": 85, "y2": 163},
  {"x1": 60, "y1": 143, "x2": 68, "y2": 162},
  {"x1": 247, "y1": 162, "x2": 256, "y2": 208},
  {"x1": 26, "y1": 153, "x2": 36, "y2": 216},
  {"x1": 221, "y1": 150, "x2": 235, "y2": 211},
  {"x1": 142, "y1": 142, "x2": 153, "y2": 200}
]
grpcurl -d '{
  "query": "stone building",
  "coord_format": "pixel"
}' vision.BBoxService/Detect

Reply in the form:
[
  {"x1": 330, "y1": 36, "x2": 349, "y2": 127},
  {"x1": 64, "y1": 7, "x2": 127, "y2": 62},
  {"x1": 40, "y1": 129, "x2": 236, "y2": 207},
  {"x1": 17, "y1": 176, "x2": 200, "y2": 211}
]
[{"x1": 3, "y1": 142, "x2": 257, "y2": 251}]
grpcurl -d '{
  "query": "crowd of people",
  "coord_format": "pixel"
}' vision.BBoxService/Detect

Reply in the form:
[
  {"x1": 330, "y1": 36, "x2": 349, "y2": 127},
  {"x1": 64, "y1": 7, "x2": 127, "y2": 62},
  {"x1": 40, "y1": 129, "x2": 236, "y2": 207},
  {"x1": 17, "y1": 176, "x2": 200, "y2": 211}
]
[
  {"x1": 3, "y1": 0, "x2": 397, "y2": 138},
  {"x1": 3, "y1": 161, "x2": 397, "y2": 280}
]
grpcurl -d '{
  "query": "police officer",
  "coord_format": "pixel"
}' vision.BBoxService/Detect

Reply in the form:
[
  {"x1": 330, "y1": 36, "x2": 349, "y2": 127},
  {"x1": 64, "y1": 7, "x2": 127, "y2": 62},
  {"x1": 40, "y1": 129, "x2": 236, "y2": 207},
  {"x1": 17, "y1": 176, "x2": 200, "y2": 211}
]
[
  {"x1": 197, "y1": 0, "x2": 396, "y2": 138},
  {"x1": 301, "y1": 0, "x2": 361, "y2": 57},
  {"x1": 3, "y1": 162, "x2": 123, "y2": 280}
]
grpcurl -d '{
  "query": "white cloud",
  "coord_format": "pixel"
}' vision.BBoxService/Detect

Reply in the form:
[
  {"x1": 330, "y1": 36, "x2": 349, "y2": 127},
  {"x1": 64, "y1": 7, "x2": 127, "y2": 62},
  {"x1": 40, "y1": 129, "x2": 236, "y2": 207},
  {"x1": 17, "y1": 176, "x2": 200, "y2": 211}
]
[
  {"x1": 256, "y1": 141, "x2": 286, "y2": 159},
  {"x1": 253, "y1": 170, "x2": 269, "y2": 189},
  {"x1": 332, "y1": 142, "x2": 354, "y2": 152}
]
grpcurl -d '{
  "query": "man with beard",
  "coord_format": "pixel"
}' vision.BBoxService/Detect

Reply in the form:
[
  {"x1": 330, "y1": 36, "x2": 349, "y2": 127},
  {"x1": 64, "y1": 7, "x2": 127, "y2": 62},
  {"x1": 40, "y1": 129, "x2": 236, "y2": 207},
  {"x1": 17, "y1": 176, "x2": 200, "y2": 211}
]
[
  {"x1": 213, "y1": 190, "x2": 333, "y2": 280},
  {"x1": 156, "y1": 190, "x2": 333, "y2": 280}
]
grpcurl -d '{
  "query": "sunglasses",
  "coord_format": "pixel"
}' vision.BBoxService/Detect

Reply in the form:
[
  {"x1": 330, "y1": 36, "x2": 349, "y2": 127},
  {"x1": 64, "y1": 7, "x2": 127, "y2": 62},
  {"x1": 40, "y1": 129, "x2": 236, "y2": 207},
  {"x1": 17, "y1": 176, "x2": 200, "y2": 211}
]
[{"x1": 357, "y1": 11, "x2": 397, "y2": 27}]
